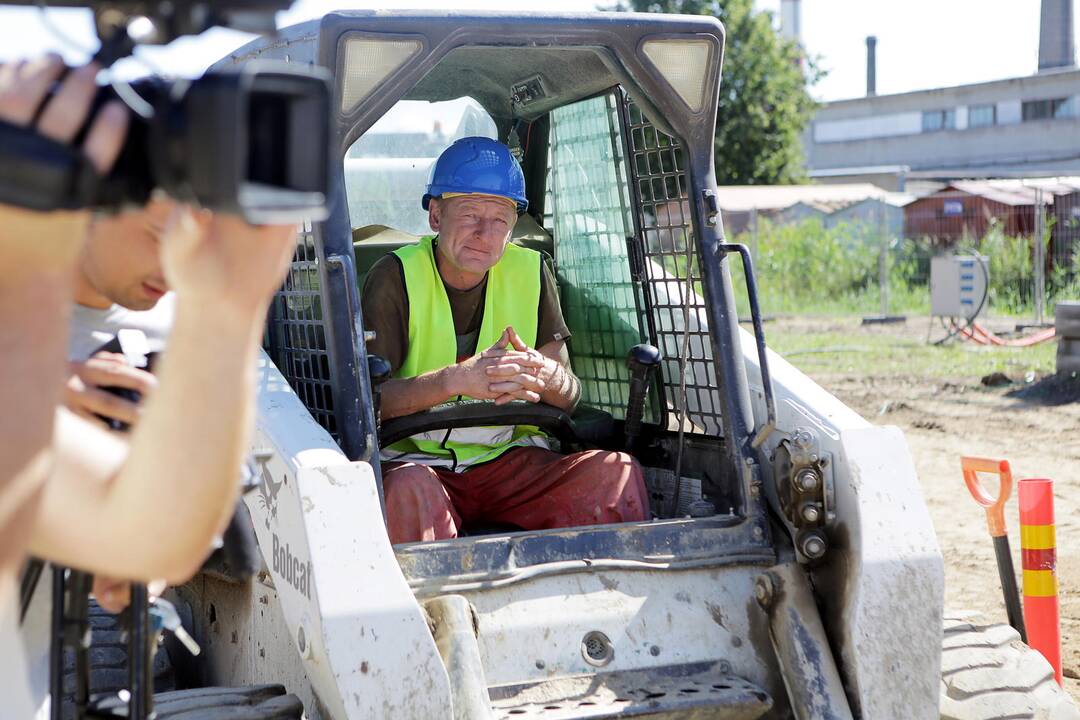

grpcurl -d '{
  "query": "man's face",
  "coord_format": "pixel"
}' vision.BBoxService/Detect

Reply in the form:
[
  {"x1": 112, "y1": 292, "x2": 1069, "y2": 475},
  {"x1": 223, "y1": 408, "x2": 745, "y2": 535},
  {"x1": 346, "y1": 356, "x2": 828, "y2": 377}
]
[
  {"x1": 79, "y1": 199, "x2": 173, "y2": 311},
  {"x1": 429, "y1": 195, "x2": 517, "y2": 278}
]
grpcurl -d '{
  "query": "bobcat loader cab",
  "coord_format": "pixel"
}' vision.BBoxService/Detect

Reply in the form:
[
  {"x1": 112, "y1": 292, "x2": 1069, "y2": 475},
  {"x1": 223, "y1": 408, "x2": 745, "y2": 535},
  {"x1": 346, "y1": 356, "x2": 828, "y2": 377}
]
[{"x1": 190, "y1": 11, "x2": 948, "y2": 719}]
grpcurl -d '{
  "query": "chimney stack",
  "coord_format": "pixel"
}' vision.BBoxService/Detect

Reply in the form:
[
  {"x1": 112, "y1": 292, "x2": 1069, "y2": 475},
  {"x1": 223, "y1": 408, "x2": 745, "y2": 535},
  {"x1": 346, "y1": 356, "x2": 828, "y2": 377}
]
[
  {"x1": 780, "y1": 0, "x2": 802, "y2": 43},
  {"x1": 866, "y1": 36, "x2": 877, "y2": 97},
  {"x1": 1039, "y1": 0, "x2": 1076, "y2": 71}
]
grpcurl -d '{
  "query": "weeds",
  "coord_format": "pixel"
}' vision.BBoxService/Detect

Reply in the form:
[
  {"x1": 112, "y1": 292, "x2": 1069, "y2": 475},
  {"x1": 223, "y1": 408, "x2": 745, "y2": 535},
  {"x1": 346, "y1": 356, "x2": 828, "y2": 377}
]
[{"x1": 726, "y1": 216, "x2": 1078, "y2": 318}]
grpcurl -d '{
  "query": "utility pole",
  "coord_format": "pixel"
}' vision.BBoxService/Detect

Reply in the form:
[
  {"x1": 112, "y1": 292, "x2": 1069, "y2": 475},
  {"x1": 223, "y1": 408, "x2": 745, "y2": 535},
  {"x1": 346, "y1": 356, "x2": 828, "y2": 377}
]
[
  {"x1": 1033, "y1": 188, "x2": 1047, "y2": 325},
  {"x1": 879, "y1": 200, "x2": 889, "y2": 316}
]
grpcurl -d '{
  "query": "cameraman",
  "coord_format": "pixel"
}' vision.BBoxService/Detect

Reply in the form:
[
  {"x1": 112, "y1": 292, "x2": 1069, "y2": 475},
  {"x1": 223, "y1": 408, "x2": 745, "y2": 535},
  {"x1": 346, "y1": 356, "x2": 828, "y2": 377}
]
[
  {"x1": 65, "y1": 198, "x2": 174, "y2": 431},
  {"x1": 0, "y1": 55, "x2": 297, "y2": 710},
  {"x1": 65, "y1": 198, "x2": 177, "y2": 615}
]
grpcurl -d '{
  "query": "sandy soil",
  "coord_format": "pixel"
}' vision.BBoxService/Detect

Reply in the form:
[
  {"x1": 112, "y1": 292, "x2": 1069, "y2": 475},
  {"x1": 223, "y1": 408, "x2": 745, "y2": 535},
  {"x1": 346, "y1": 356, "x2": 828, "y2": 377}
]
[{"x1": 770, "y1": 317, "x2": 1080, "y2": 699}]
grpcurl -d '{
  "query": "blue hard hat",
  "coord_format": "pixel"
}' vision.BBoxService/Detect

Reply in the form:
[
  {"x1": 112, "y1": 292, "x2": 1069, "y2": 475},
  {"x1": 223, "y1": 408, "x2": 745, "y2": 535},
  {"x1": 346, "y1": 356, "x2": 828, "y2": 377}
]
[{"x1": 422, "y1": 136, "x2": 528, "y2": 212}]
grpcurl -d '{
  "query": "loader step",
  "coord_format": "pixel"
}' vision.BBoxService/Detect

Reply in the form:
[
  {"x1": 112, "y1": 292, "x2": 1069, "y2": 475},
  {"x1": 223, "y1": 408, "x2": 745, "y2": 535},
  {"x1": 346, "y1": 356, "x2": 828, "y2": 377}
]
[
  {"x1": 85, "y1": 684, "x2": 304, "y2": 719},
  {"x1": 488, "y1": 661, "x2": 771, "y2": 720}
]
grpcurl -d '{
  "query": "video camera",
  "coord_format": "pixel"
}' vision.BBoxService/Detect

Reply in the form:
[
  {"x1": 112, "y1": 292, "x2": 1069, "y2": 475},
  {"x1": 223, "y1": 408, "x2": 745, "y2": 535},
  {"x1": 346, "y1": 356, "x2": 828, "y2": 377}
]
[{"x1": 0, "y1": 0, "x2": 331, "y2": 224}]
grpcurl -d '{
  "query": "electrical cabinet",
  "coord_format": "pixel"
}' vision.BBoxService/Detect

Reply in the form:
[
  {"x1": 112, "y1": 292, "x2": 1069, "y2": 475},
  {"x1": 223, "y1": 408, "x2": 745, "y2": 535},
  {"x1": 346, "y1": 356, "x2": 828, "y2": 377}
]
[{"x1": 930, "y1": 255, "x2": 989, "y2": 318}]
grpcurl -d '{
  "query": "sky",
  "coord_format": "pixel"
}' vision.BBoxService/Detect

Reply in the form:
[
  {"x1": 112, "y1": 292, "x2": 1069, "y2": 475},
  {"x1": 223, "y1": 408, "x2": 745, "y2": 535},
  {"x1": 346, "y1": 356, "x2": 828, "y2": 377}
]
[
  {"x1": 0, "y1": 0, "x2": 1077, "y2": 102},
  {"x1": 757, "y1": 0, "x2": 1080, "y2": 101}
]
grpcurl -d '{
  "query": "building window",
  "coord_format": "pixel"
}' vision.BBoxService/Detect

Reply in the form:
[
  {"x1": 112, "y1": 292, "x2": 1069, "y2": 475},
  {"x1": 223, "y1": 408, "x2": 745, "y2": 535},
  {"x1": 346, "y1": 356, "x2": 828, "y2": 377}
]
[
  {"x1": 922, "y1": 108, "x2": 956, "y2": 132},
  {"x1": 943, "y1": 200, "x2": 964, "y2": 217},
  {"x1": 1022, "y1": 97, "x2": 1074, "y2": 121},
  {"x1": 968, "y1": 103, "x2": 996, "y2": 128}
]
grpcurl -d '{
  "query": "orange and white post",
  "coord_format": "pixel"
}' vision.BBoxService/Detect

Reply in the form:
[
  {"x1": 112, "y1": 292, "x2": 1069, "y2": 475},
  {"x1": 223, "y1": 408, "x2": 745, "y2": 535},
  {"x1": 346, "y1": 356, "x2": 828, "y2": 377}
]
[{"x1": 1018, "y1": 477, "x2": 1063, "y2": 686}]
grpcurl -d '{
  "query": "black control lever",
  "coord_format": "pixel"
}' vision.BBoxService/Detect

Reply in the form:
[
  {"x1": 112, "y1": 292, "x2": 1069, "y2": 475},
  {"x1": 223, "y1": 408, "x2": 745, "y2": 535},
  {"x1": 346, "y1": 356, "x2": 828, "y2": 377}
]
[
  {"x1": 624, "y1": 344, "x2": 661, "y2": 451},
  {"x1": 367, "y1": 354, "x2": 392, "y2": 436}
]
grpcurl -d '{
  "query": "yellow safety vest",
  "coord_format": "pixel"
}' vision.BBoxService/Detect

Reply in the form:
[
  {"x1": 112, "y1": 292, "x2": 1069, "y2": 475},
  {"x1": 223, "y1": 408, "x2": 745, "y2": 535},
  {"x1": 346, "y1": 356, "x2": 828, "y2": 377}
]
[{"x1": 383, "y1": 235, "x2": 549, "y2": 469}]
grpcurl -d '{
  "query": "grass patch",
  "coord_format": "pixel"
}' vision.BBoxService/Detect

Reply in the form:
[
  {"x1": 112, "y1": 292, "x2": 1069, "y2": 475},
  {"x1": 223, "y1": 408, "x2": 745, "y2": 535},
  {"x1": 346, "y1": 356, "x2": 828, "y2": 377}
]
[{"x1": 761, "y1": 318, "x2": 1059, "y2": 382}]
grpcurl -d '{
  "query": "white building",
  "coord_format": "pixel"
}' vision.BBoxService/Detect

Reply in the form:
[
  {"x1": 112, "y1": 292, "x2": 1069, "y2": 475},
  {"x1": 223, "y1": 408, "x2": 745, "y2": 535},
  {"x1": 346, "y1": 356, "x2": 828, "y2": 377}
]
[{"x1": 803, "y1": 0, "x2": 1080, "y2": 188}]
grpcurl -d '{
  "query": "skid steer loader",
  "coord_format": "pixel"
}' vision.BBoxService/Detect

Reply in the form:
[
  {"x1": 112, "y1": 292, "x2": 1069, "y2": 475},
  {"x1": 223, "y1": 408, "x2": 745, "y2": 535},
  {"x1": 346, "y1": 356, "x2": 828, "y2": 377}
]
[{"x1": 158, "y1": 10, "x2": 1074, "y2": 719}]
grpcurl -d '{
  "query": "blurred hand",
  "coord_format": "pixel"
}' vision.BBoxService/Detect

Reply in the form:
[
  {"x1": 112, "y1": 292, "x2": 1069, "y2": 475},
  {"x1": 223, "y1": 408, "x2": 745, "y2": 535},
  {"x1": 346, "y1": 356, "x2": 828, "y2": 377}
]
[
  {"x1": 64, "y1": 352, "x2": 157, "y2": 428},
  {"x1": 0, "y1": 55, "x2": 127, "y2": 172},
  {"x1": 93, "y1": 575, "x2": 167, "y2": 614},
  {"x1": 159, "y1": 209, "x2": 296, "y2": 321},
  {"x1": 0, "y1": 55, "x2": 129, "y2": 264}
]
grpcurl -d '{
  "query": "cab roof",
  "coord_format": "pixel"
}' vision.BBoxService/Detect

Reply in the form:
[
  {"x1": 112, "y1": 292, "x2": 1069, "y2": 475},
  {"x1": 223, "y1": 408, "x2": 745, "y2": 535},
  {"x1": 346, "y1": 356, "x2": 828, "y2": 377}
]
[{"x1": 221, "y1": 10, "x2": 725, "y2": 136}]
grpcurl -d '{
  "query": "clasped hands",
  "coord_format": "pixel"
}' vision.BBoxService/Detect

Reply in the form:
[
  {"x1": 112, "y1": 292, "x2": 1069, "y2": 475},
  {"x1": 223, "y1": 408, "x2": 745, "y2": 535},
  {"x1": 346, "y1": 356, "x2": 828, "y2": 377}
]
[{"x1": 452, "y1": 327, "x2": 561, "y2": 405}]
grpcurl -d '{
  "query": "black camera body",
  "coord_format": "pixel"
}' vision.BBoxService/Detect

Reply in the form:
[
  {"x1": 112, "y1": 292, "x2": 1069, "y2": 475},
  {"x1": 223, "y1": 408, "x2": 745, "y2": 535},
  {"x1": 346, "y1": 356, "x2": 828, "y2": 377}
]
[
  {"x1": 0, "y1": 0, "x2": 333, "y2": 224},
  {"x1": 103, "y1": 63, "x2": 332, "y2": 224}
]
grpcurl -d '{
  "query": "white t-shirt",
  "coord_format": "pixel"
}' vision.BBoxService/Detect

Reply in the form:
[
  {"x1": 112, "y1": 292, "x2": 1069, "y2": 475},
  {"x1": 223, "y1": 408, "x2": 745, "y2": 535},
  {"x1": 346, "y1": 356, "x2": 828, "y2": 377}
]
[
  {"x1": 16, "y1": 295, "x2": 178, "y2": 717},
  {"x1": 68, "y1": 293, "x2": 175, "y2": 362},
  {"x1": 2, "y1": 573, "x2": 40, "y2": 719}
]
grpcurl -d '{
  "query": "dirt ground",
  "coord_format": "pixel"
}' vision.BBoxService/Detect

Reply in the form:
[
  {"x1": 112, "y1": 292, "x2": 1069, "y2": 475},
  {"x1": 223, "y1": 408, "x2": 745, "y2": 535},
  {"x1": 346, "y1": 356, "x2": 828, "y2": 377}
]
[{"x1": 768, "y1": 316, "x2": 1080, "y2": 700}]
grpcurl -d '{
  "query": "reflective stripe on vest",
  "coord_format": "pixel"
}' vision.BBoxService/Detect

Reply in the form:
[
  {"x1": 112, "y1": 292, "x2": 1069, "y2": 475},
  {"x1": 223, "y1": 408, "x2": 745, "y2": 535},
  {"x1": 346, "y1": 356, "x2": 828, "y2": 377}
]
[{"x1": 383, "y1": 235, "x2": 548, "y2": 469}]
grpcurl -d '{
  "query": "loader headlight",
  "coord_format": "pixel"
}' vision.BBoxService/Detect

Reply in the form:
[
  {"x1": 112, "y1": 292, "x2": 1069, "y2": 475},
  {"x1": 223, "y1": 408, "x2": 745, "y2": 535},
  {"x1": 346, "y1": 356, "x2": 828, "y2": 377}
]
[
  {"x1": 340, "y1": 35, "x2": 424, "y2": 114},
  {"x1": 640, "y1": 37, "x2": 715, "y2": 114}
]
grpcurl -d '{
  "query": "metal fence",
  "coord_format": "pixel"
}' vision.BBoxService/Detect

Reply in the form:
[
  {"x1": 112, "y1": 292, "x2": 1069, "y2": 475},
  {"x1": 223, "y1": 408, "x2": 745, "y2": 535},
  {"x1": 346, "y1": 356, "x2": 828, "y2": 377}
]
[
  {"x1": 723, "y1": 196, "x2": 1080, "y2": 323},
  {"x1": 545, "y1": 89, "x2": 726, "y2": 436}
]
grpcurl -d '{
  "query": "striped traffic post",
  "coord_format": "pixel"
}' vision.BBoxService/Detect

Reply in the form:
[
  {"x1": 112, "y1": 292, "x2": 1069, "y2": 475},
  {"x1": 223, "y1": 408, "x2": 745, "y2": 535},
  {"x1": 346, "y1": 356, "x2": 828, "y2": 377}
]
[{"x1": 1018, "y1": 477, "x2": 1063, "y2": 686}]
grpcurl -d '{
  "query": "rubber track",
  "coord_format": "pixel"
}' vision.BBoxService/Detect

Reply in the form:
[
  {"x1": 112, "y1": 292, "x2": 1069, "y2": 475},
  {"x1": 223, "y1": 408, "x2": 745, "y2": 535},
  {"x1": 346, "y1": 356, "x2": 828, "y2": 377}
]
[
  {"x1": 60, "y1": 600, "x2": 174, "y2": 720},
  {"x1": 64, "y1": 603, "x2": 303, "y2": 719},
  {"x1": 1056, "y1": 302, "x2": 1080, "y2": 321},
  {"x1": 940, "y1": 614, "x2": 1079, "y2": 720},
  {"x1": 1055, "y1": 318, "x2": 1080, "y2": 339}
]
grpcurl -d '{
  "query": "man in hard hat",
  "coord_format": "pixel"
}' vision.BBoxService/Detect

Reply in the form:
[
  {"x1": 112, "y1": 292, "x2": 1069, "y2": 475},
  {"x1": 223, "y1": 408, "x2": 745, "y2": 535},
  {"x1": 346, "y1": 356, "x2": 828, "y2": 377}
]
[{"x1": 362, "y1": 136, "x2": 649, "y2": 544}]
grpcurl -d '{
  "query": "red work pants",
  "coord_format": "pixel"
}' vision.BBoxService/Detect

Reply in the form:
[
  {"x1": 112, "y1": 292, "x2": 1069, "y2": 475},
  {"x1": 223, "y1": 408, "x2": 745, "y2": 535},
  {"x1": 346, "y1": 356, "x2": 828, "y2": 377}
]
[{"x1": 382, "y1": 447, "x2": 649, "y2": 544}]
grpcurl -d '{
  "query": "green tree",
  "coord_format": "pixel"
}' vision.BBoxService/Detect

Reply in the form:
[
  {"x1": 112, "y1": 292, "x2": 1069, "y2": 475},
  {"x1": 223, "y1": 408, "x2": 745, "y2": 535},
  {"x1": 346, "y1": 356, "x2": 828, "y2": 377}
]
[{"x1": 617, "y1": 0, "x2": 819, "y2": 185}]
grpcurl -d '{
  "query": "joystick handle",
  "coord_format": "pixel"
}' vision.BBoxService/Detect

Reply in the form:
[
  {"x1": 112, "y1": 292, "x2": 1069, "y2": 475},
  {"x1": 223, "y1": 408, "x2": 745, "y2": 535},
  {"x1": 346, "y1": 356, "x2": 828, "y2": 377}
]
[
  {"x1": 368, "y1": 354, "x2": 392, "y2": 434},
  {"x1": 625, "y1": 343, "x2": 661, "y2": 451}
]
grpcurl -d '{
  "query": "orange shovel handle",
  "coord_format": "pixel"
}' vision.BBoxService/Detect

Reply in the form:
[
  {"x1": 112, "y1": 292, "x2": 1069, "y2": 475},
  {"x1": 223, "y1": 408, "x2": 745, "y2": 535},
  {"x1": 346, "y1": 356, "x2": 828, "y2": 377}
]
[{"x1": 961, "y1": 456, "x2": 1012, "y2": 537}]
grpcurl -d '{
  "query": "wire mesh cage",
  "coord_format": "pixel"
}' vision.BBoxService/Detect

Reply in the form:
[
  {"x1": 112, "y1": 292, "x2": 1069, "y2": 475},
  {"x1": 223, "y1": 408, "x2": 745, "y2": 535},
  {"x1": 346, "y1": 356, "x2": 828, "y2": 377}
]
[
  {"x1": 547, "y1": 93, "x2": 651, "y2": 422},
  {"x1": 265, "y1": 219, "x2": 338, "y2": 440},
  {"x1": 622, "y1": 94, "x2": 724, "y2": 437},
  {"x1": 546, "y1": 88, "x2": 726, "y2": 437}
]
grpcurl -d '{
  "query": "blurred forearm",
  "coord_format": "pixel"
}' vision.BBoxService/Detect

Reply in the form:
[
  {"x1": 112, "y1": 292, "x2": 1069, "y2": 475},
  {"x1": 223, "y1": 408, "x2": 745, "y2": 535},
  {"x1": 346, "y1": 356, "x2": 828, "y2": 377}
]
[
  {"x1": 31, "y1": 295, "x2": 266, "y2": 582},
  {"x1": 0, "y1": 266, "x2": 73, "y2": 571}
]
